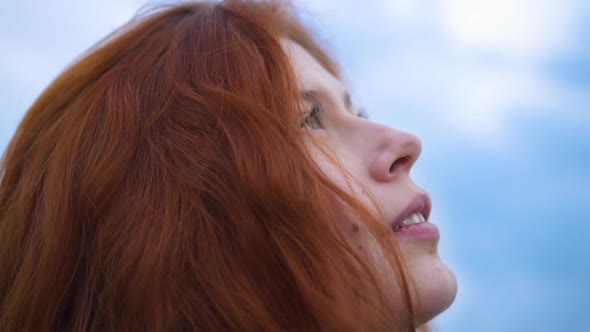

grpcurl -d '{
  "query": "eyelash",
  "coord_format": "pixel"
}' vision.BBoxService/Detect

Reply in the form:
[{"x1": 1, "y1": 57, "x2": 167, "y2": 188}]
[
  {"x1": 300, "y1": 103, "x2": 369, "y2": 130},
  {"x1": 301, "y1": 102, "x2": 324, "y2": 130}
]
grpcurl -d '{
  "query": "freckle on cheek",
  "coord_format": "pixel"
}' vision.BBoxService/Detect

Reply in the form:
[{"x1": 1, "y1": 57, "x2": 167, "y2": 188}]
[{"x1": 351, "y1": 223, "x2": 360, "y2": 233}]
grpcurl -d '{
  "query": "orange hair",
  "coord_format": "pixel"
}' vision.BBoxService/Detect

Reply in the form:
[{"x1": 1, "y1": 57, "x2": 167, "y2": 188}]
[{"x1": 0, "y1": 1, "x2": 416, "y2": 330}]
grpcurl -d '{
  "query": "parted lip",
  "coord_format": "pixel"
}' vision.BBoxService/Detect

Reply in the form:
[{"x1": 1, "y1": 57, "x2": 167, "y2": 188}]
[{"x1": 390, "y1": 193, "x2": 432, "y2": 230}]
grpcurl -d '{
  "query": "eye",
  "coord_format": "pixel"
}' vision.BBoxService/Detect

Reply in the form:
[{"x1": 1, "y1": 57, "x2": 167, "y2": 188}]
[{"x1": 301, "y1": 102, "x2": 324, "y2": 130}]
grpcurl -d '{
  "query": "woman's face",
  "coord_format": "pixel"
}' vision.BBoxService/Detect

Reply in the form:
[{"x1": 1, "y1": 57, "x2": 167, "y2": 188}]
[{"x1": 282, "y1": 39, "x2": 457, "y2": 326}]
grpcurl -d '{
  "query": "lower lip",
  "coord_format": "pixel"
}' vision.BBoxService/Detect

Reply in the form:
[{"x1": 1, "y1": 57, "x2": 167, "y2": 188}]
[{"x1": 394, "y1": 222, "x2": 440, "y2": 240}]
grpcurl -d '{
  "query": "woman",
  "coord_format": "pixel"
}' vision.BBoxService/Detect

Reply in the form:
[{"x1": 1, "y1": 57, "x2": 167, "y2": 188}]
[{"x1": 0, "y1": 1, "x2": 456, "y2": 331}]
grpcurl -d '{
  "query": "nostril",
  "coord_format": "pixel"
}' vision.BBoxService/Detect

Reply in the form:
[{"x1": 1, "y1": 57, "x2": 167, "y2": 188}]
[{"x1": 389, "y1": 156, "x2": 410, "y2": 174}]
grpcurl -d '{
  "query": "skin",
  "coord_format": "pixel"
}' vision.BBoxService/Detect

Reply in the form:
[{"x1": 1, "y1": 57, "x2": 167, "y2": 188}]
[{"x1": 282, "y1": 39, "x2": 457, "y2": 327}]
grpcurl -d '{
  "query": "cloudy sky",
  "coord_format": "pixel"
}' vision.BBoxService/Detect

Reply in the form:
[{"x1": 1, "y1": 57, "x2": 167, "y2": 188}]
[{"x1": 1, "y1": 0, "x2": 589, "y2": 330}]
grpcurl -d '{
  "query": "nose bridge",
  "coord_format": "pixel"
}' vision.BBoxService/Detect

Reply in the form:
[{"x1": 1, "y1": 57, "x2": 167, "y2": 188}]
[{"x1": 367, "y1": 123, "x2": 422, "y2": 183}]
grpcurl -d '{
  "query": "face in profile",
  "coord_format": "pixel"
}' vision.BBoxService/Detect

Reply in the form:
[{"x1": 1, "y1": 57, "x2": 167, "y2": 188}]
[{"x1": 282, "y1": 39, "x2": 458, "y2": 326}]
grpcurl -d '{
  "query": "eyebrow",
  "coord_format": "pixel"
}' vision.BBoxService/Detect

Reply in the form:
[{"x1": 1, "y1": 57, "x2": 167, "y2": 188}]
[{"x1": 301, "y1": 89, "x2": 354, "y2": 114}]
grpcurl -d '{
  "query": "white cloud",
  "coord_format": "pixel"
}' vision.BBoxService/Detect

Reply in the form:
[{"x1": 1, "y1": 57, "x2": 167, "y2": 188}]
[
  {"x1": 0, "y1": 0, "x2": 141, "y2": 78},
  {"x1": 1, "y1": 0, "x2": 585, "y2": 150},
  {"x1": 19, "y1": 0, "x2": 141, "y2": 31},
  {"x1": 0, "y1": 0, "x2": 142, "y2": 118},
  {"x1": 349, "y1": 0, "x2": 584, "y2": 147},
  {"x1": 378, "y1": 0, "x2": 424, "y2": 25},
  {"x1": 442, "y1": 63, "x2": 557, "y2": 143},
  {"x1": 354, "y1": 48, "x2": 573, "y2": 149},
  {"x1": 0, "y1": 42, "x2": 59, "y2": 93},
  {"x1": 439, "y1": 0, "x2": 579, "y2": 62}
]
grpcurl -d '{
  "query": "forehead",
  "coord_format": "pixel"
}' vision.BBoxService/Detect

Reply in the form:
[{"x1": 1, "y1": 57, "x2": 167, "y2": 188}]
[{"x1": 281, "y1": 39, "x2": 346, "y2": 96}]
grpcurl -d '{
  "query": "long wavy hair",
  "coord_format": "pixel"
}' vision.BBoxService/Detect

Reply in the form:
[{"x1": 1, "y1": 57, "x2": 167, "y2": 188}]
[{"x1": 0, "y1": 1, "x2": 417, "y2": 330}]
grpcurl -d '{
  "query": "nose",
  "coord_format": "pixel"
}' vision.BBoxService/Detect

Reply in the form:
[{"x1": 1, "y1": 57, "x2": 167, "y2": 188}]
[{"x1": 368, "y1": 125, "x2": 422, "y2": 183}]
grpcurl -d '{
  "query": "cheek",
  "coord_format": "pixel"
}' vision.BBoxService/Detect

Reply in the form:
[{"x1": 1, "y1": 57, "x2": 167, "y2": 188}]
[
  {"x1": 326, "y1": 192, "x2": 362, "y2": 245},
  {"x1": 311, "y1": 149, "x2": 376, "y2": 209},
  {"x1": 308, "y1": 145, "x2": 410, "y2": 281},
  {"x1": 308, "y1": 146, "x2": 384, "y2": 255}
]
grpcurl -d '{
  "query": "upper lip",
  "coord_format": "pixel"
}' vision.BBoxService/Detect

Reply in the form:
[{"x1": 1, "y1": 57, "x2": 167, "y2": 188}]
[{"x1": 390, "y1": 193, "x2": 432, "y2": 230}]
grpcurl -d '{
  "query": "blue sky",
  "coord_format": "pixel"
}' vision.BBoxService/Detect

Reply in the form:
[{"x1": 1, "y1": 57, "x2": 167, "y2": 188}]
[{"x1": 1, "y1": 1, "x2": 589, "y2": 331}]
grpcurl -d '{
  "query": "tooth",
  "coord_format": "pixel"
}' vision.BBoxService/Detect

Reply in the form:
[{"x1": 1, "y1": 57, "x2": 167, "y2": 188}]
[
  {"x1": 417, "y1": 213, "x2": 425, "y2": 223},
  {"x1": 412, "y1": 213, "x2": 421, "y2": 224},
  {"x1": 397, "y1": 213, "x2": 427, "y2": 231},
  {"x1": 405, "y1": 216, "x2": 412, "y2": 225}
]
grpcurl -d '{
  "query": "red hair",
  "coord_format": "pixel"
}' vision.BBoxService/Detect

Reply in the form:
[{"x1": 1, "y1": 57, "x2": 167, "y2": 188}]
[{"x1": 0, "y1": 1, "x2": 416, "y2": 330}]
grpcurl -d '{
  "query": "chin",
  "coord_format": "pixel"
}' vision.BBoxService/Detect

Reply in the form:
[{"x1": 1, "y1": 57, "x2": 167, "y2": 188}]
[{"x1": 410, "y1": 256, "x2": 458, "y2": 325}]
